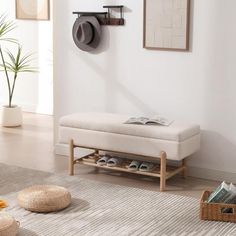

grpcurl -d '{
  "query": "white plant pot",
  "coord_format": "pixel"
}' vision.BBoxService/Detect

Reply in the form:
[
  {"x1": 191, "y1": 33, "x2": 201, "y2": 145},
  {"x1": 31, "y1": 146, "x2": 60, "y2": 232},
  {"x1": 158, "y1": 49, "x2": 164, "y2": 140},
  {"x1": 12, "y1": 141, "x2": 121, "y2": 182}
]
[{"x1": 1, "y1": 106, "x2": 23, "y2": 127}]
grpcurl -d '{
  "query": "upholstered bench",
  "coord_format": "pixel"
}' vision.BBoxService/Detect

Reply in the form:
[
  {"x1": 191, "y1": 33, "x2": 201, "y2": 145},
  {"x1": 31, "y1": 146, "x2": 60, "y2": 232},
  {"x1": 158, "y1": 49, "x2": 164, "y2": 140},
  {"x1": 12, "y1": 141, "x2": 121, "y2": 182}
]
[{"x1": 59, "y1": 113, "x2": 200, "y2": 191}]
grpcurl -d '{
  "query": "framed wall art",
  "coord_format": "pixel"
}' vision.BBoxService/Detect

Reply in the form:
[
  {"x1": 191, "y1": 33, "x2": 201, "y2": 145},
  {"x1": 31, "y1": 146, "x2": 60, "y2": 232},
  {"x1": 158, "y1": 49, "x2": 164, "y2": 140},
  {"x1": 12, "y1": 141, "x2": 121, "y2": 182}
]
[
  {"x1": 144, "y1": 0, "x2": 190, "y2": 51},
  {"x1": 16, "y1": 0, "x2": 50, "y2": 21}
]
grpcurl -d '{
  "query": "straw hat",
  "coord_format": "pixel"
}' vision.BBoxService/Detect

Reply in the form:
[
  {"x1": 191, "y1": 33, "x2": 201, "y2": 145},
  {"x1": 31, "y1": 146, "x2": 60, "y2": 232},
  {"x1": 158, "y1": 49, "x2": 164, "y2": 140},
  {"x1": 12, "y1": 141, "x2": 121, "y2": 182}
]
[
  {"x1": 73, "y1": 16, "x2": 101, "y2": 51},
  {"x1": 0, "y1": 213, "x2": 19, "y2": 236},
  {"x1": 17, "y1": 185, "x2": 71, "y2": 213}
]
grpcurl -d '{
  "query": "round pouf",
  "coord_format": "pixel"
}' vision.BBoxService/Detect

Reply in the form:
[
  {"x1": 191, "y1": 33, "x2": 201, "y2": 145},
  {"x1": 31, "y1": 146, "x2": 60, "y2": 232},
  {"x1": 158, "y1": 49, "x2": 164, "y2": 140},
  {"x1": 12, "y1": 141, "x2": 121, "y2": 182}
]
[
  {"x1": 0, "y1": 213, "x2": 19, "y2": 236},
  {"x1": 17, "y1": 185, "x2": 71, "y2": 213}
]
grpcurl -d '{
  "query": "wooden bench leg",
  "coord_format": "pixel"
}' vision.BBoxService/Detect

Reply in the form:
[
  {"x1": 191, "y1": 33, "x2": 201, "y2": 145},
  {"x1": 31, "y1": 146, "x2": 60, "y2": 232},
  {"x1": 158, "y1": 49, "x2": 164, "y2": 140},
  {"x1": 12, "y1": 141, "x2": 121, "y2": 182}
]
[
  {"x1": 69, "y1": 139, "x2": 75, "y2": 176},
  {"x1": 94, "y1": 149, "x2": 100, "y2": 173},
  {"x1": 160, "y1": 151, "x2": 167, "y2": 192},
  {"x1": 182, "y1": 159, "x2": 187, "y2": 178}
]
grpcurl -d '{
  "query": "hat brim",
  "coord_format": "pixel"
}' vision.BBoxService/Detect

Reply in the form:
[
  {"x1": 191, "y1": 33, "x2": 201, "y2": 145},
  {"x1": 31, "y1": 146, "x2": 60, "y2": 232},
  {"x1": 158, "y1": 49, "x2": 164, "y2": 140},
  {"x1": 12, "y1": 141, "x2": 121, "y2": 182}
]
[{"x1": 72, "y1": 16, "x2": 101, "y2": 52}]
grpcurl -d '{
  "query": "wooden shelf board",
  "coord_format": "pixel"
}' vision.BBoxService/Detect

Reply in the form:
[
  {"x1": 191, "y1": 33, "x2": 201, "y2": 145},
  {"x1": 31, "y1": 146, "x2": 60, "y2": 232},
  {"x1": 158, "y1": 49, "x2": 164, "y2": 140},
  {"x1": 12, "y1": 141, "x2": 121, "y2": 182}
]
[
  {"x1": 76, "y1": 156, "x2": 182, "y2": 179},
  {"x1": 77, "y1": 160, "x2": 161, "y2": 177}
]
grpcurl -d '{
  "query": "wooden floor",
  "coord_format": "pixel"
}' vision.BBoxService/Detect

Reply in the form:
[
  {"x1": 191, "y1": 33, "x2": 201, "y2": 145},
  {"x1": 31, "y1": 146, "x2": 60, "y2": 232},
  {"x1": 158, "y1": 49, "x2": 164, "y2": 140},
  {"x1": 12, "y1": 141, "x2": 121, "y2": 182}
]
[{"x1": 0, "y1": 112, "x2": 219, "y2": 199}]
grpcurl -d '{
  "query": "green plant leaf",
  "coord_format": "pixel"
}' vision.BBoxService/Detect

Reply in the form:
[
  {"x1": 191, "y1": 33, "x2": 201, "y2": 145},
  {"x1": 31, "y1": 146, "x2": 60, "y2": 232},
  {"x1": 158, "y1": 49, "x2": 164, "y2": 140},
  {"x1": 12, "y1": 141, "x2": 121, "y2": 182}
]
[
  {"x1": 0, "y1": 45, "x2": 37, "y2": 74},
  {"x1": 0, "y1": 15, "x2": 17, "y2": 42}
]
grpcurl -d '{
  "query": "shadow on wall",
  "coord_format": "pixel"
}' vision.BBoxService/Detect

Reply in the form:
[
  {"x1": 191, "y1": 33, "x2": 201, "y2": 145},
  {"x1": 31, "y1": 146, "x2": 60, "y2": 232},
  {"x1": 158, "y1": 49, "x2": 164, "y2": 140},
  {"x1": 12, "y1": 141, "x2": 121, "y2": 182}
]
[
  {"x1": 79, "y1": 6, "x2": 132, "y2": 55},
  {"x1": 90, "y1": 25, "x2": 110, "y2": 54},
  {"x1": 71, "y1": 46, "x2": 155, "y2": 114},
  {"x1": 188, "y1": 130, "x2": 236, "y2": 173},
  {"x1": 69, "y1": 4, "x2": 152, "y2": 114},
  {"x1": 70, "y1": 26, "x2": 155, "y2": 115}
]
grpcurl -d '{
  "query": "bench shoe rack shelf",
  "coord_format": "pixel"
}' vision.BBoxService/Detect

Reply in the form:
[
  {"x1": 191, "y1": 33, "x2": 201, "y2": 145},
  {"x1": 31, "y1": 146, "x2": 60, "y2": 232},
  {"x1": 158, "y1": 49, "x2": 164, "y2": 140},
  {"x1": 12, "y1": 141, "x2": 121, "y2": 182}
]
[{"x1": 69, "y1": 139, "x2": 187, "y2": 192}]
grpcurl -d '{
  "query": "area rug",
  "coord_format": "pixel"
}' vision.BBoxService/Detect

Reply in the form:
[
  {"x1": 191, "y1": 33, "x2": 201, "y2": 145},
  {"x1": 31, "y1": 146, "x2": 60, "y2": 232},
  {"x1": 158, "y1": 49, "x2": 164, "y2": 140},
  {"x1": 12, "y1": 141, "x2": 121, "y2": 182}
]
[{"x1": 0, "y1": 164, "x2": 236, "y2": 236}]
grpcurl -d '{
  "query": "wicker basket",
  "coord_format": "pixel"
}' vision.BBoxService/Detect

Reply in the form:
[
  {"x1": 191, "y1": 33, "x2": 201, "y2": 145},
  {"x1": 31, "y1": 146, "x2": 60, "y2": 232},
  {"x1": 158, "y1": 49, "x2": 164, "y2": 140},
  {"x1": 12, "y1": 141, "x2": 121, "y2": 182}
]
[{"x1": 200, "y1": 191, "x2": 236, "y2": 223}]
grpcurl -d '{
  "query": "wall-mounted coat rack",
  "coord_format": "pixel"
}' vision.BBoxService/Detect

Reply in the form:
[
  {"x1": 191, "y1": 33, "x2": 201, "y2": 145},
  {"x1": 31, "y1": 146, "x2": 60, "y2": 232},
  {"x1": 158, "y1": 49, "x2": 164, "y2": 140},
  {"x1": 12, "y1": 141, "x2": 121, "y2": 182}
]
[{"x1": 73, "y1": 5, "x2": 124, "y2": 26}]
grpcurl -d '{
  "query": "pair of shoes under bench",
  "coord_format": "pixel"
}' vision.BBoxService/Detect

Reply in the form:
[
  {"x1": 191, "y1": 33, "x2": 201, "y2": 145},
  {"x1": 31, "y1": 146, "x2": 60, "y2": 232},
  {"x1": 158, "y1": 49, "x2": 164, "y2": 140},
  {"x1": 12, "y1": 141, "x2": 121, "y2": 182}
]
[
  {"x1": 128, "y1": 161, "x2": 155, "y2": 172},
  {"x1": 97, "y1": 156, "x2": 122, "y2": 167}
]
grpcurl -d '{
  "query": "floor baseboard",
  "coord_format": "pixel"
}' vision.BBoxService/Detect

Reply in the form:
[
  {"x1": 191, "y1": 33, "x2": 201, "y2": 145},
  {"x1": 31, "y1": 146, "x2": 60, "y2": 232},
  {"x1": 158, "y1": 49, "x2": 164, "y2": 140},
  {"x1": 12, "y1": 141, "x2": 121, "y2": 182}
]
[{"x1": 188, "y1": 166, "x2": 236, "y2": 184}]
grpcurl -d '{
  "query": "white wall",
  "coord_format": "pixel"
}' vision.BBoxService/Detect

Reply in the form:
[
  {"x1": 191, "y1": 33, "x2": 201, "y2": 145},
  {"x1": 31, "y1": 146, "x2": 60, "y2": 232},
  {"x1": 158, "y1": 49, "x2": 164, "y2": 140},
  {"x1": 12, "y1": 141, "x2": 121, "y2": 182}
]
[
  {"x1": 54, "y1": 0, "x2": 236, "y2": 181},
  {"x1": 0, "y1": 0, "x2": 53, "y2": 114}
]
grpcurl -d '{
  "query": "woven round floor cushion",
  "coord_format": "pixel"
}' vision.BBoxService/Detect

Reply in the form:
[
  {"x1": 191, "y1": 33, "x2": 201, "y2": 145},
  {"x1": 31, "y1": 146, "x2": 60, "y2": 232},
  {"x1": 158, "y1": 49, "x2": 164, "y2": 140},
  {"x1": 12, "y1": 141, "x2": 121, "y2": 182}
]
[
  {"x1": 17, "y1": 185, "x2": 71, "y2": 213},
  {"x1": 0, "y1": 213, "x2": 19, "y2": 236}
]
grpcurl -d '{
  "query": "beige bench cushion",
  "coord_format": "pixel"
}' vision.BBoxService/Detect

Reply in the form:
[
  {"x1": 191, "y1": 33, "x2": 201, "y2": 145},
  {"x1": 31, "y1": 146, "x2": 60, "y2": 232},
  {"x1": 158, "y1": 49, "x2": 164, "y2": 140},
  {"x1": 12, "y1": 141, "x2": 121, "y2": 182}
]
[
  {"x1": 60, "y1": 113, "x2": 200, "y2": 142},
  {"x1": 59, "y1": 112, "x2": 200, "y2": 161}
]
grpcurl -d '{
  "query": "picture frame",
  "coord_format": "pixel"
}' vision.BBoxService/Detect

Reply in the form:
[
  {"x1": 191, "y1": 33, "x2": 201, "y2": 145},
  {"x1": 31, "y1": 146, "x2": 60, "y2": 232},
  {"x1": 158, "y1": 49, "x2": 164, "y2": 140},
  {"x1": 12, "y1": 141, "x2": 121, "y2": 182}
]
[
  {"x1": 16, "y1": 0, "x2": 50, "y2": 21},
  {"x1": 143, "y1": 0, "x2": 190, "y2": 51}
]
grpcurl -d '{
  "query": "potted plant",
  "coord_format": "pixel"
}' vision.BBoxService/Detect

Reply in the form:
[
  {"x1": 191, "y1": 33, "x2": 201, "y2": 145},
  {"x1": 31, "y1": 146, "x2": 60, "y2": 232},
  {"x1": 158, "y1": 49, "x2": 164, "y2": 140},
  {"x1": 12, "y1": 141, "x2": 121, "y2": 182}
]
[{"x1": 0, "y1": 15, "x2": 36, "y2": 127}]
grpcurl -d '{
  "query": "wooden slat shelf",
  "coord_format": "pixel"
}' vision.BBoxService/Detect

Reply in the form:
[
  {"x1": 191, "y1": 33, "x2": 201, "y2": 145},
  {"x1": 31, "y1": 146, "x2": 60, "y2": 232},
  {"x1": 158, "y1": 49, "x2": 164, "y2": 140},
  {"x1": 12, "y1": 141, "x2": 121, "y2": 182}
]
[
  {"x1": 69, "y1": 140, "x2": 187, "y2": 191},
  {"x1": 75, "y1": 155, "x2": 183, "y2": 179}
]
